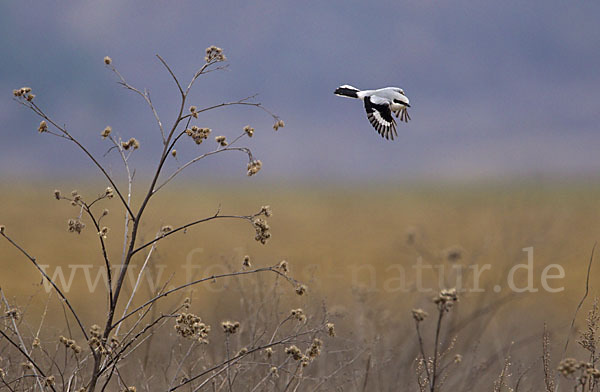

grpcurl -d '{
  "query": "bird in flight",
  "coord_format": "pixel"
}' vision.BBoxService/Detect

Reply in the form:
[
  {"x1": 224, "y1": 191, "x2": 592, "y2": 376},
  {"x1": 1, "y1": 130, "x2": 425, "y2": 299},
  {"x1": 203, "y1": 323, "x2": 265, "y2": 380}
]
[{"x1": 334, "y1": 85, "x2": 411, "y2": 140}]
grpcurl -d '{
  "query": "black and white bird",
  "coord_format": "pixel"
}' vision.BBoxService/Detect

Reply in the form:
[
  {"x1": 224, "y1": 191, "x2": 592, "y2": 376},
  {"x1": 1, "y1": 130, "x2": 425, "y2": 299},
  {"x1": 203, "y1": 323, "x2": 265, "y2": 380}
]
[{"x1": 334, "y1": 85, "x2": 411, "y2": 140}]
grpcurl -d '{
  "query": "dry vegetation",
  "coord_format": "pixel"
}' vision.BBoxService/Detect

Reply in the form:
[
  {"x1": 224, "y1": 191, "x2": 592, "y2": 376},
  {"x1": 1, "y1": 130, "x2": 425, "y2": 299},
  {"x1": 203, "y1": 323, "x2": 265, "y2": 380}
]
[{"x1": 2, "y1": 48, "x2": 600, "y2": 391}]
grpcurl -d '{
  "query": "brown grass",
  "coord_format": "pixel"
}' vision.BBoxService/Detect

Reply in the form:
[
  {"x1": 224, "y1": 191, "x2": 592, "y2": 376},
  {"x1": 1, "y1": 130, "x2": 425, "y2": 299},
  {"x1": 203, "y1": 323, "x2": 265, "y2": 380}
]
[{"x1": 2, "y1": 180, "x2": 600, "y2": 390}]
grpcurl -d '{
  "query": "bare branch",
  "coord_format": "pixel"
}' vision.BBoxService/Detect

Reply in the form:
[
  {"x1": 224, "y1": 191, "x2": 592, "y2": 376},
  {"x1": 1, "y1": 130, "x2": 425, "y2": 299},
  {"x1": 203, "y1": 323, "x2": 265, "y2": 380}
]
[
  {"x1": 153, "y1": 146, "x2": 252, "y2": 194},
  {"x1": 156, "y1": 54, "x2": 184, "y2": 97},
  {"x1": 0, "y1": 232, "x2": 88, "y2": 341},
  {"x1": 17, "y1": 100, "x2": 135, "y2": 220},
  {"x1": 111, "y1": 265, "x2": 294, "y2": 329},
  {"x1": 82, "y1": 202, "x2": 113, "y2": 307},
  {"x1": 0, "y1": 328, "x2": 56, "y2": 392},
  {"x1": 107, "y1": 64, "x2": 166, "y2": 143},
  {"x1": 169, "y1": 327, "x2": 325, "y2": 391}
]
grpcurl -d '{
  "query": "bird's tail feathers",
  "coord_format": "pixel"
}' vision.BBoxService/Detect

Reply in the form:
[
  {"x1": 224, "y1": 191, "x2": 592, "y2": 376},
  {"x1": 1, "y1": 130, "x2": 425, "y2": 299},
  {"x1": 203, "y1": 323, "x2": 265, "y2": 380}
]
[{"x1": 334, "y1": 84, "x2": 361, "y2": 98}]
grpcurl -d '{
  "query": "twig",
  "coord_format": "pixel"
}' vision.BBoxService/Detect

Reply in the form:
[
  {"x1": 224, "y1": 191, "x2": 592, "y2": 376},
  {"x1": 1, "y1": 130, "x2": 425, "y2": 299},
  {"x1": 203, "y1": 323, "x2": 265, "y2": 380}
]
[
  {"x1": 563, "y1": 243, "x2": 596, "y2": 356},
  {"x1": 114, "y1": 234, "x2": 159, "y2": 337},
  {"x1": 16, "y1": 100, "x2": 135, "y2": 220},
  {"x1": 169, "y1": 328, "x2": 324, "y2": 391},
  {"x1": 112, "y1": 265, "x2": 293, "y2": 329},
  {"x1": 0, "y1": 329, "x2": 55, "y2": 392},
  {"x1": 154, "y1": 147, "x2": 252, "y2": 194},
  {"x1": 107, "y1": 64, "x2": 166, "y2": 143},
  {"x1": 431, "y1": 309, "x2": 445, "y2": 392},
  {"x1": 156, "y1": 54, "x2": 184, "y2": 97},
  {"x1": 414, "y1": 320, "x2": 431, "y2": 385},
  {"x1": 131, "y1": 212, "x2": 254, "y2": 256},
  {"x1": 0, "y1": 232, "x2": 88, "y2": 340}
]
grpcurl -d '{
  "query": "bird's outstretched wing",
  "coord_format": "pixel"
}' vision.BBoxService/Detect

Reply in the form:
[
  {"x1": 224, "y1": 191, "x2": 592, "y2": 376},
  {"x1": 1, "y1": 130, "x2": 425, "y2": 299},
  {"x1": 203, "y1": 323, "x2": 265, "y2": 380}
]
[
  {"x1": 364, "y1": 96, "x2": 397, "y2": 140},
  {"x1": 394, "y1": 107, "x2": 411, "y2": 123}
]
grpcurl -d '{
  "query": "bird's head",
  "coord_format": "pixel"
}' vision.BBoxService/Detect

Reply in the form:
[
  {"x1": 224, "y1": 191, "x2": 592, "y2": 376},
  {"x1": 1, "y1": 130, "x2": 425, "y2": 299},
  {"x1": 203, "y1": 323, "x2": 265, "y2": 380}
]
[{"x1": 393, "y1": 89, "x2": 410, "y2": 107}]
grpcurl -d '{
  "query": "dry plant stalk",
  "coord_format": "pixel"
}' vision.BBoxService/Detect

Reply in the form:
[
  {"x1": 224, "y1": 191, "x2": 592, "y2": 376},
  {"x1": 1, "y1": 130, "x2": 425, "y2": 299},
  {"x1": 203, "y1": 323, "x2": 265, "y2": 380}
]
[
  {"x1": 412, "y1": 288, "x2": 460, "y2": 392},
  {"x1": 1, "y1": 47, "x2": 334, "y2": 392}
]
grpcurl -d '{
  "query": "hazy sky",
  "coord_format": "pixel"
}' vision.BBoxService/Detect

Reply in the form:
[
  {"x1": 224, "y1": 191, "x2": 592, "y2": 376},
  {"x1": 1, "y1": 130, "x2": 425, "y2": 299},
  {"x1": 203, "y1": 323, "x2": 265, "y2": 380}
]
[{"x1": 1, "y1": 1, "x2": 600, "y2": 182}]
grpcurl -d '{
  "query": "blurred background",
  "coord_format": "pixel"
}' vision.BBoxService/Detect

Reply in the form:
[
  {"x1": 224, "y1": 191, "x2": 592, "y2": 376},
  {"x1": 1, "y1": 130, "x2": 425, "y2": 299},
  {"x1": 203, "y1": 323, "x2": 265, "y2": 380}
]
[{"x1": 1, "y1": 0, "x2": 600, "y2": 181}]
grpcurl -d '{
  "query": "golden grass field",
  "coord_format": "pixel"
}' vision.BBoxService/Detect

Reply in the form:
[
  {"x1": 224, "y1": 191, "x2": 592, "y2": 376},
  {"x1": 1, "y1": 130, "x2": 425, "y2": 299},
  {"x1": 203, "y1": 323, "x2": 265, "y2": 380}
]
[{"x1": 1, "y1": 179, "x2": 600, "y2": 390}]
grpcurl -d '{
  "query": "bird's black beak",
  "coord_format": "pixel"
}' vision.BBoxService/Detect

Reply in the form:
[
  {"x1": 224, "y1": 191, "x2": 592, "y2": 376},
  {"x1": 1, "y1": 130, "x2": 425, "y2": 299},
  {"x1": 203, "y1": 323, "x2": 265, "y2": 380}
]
[{"x1": 405, "y1": 103, "x2": 411, "y2": 108}]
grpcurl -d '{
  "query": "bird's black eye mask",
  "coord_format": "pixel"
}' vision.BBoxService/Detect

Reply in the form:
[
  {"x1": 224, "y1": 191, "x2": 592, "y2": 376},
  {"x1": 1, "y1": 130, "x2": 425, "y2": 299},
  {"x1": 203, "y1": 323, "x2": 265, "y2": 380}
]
[{"x1": 393, "y1": 99, "x2": 410, "y2": 107}]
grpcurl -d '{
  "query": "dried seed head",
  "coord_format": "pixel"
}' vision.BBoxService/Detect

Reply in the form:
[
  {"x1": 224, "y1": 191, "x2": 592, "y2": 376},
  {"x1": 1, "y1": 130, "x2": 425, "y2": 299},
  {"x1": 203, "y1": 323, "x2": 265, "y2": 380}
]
[
  {"x1": 265, "y1": 347, "x2": 273, "y2": 358},
  {"x1": 0, "y1": 225, "x2": 5, "y2": 235},
  {"x1": 101, "y1": 126, "x2": 112, "y2": 138},
  {"x1": 243, "y1": 255, "x2": 251, "y2": 267},
  {"x1": 326, "y1": 322, "x2": 336, "y2": 337},
  {"x1": 21, "y1": 362, "x2": 33, "y2": 371},
  {"x1": 215, "y1": 135, "x2": 228, "y2": 147},
  {"x1": 237, "y1": 347, "x2": 248, "y2": 356},
  {"x1": 433, "y1": 288, "x2": 458, "y2": 311},
  {"x1": 454, "y1": 354, "x2": 463, "y2": 364},
  {"x1": 45, "y1": 375, "x2": 55, "y2": 387},
  {"x1": 247, "y1": 159, "x2": 262, "y2": 176},
  {"x1": 71, "y1": 192, "x2": 82, "y2": 206},
  {"x1": 160, "y1": 225, "x2": 173, "y2": 235},
  {"x1": 260, "y1": 205, "x2": 272, "y2": 217},
  {"x1": 175, "y1": 313, "x2": 210, "y2": 343},
  {"x1": 38, "y1": 120, "x2": 48, "y2": 133},
  {"x1": 122, "y1": 137, "x2": 140, "y2": 150},
  {"x1": 588, "y1": 367, "x2": 600, "y2": 379},
  {"x1": 32, "y1": 337, "x2": 40, "y2": 348},
  {"x1": 557, "y1": 358, "x2": 580, "y2": 377},
  {"x1": 98, "y1": 227, "x2": 109, "y2": 239},
  {"x1": 269, "y1": 366, "x2": 279, "y2": 378},
  {"x1": 252, "y1": 217, "x2": 271, "y2": 244},
  {"x1": 301, "y1": 355, "x2": 311, "y2": 367},
  {"x1": 104, "y1": 187, "x2": 114, "y2": 198},
  {"x1": 171, "y1": 149, "x2": 177, "y2": 157},
  {"x1": 5, "y1": 308, "x2": 19, "y2": 320},
  {"x1": 273, "y1": 119, "x2": 285, "y2": 131},
  {"x1": 221, "y1": 320, "x2": 240, "y2": 334},
  {"x1": 278, "y1": 260, "x2": 288, "y2": 273},
  {"x1": 295, "y1": 284, "x2": 307, "y2": 296},
  {"x1": 104, "y1": 56, "x2": 112, "y2": 65},
  {"x1": 205, "y1": 45, "x2": 226, "y2": 62},
  {"x1": 185, "y1": 127, "x2": 211, "y2": 144},
  {"x1": 290, "y1": 308, "x2": 306, "y2": 322},
  {"x1": 54, "y1": 189, "x2": 61, "y2": 200},
  {"x1": 101, "y1": 208, "x2": 109, "y2": 217},
  {"x1": 26, "y1": 94, "x2": 35, "y2": 101},
  {"x1": 412, "y1": 308, "x2": 428, "y2": 322},
  {"x1": 244, "y1": 125, "x2": 254, "y2": 137},
  {"x1": 89, "y1": 324, "x2": 102, "y2": 338},
  {"x1": 307, "y1": 338, "x2": 323, "y2": 358},
  {"x1": 285, "y1": 345, "x2": 303, "y2": 361},
  {"x1": 68, "y1": 219, "x2": 86, "y2": 234}
]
